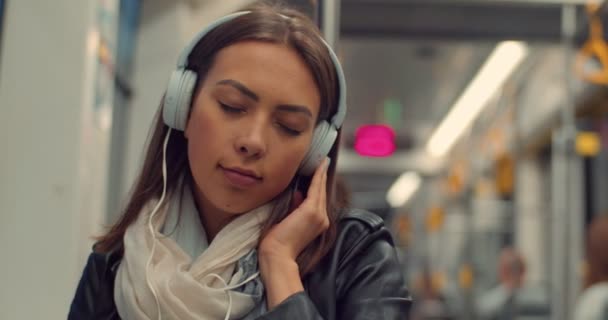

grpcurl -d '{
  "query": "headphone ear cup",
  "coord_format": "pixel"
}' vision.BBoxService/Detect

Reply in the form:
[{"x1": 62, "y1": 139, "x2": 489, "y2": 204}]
[
  {"x1": 299, "y1": 121, "x2": 337, "y2": 176},
  {"x1": 163, "y1": 69, "x2": 197, "y2": 131}
]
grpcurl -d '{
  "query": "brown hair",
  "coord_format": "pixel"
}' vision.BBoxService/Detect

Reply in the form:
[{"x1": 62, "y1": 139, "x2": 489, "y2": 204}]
[
  {"x1": 95, "y1": 2, "x2": 343, "y2": 275},
  {"x1": 584, "y1": 215, "x2": 608, "y2": 288}
]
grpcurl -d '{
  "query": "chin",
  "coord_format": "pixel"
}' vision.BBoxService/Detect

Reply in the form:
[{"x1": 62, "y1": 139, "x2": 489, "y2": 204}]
[
  {"x1": 221, "y1": 204, "x2": 254, "y2": 215},
  {"x1": 200, "y1": 178, "x2": 287, "y2": 214},
  {"x1": 213, "y1": 195, "x2": 267, "y2": 214},
  {"x1": 219, "y1": 192, "x2": 282, "y2": 214}
]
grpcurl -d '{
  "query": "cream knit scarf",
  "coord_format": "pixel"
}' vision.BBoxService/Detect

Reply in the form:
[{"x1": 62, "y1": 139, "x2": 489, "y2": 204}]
[{"x1": 114, "y1": 183, "x2": 271, "y2": 320}]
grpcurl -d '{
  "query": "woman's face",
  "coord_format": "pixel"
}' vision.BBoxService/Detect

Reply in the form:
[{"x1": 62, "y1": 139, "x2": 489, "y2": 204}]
[{"x1": 185, "y1": 40, "x2": 321, "y2": 215}]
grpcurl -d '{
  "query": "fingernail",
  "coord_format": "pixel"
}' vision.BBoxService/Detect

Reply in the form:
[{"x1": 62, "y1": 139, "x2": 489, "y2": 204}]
[{"x1": 325, "y1": 157, "x2": 331, "y2": 170}]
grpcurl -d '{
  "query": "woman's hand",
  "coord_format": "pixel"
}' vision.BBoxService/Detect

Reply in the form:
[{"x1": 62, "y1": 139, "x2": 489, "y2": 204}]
[
  {"x1": 258, "y1": 158, "x2": 329, "y2": 309},
  {"x1": 259, "y1": 157, "x2": 330, "y2": 261}
]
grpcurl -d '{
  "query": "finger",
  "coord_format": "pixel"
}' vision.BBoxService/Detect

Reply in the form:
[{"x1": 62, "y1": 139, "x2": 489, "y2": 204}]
[
  {"x1": 304, "y1": 158, "x2": 326, "y2": 204},
  {"x1": 319, "y1": 158, "x2": 328, "y2": 210}
]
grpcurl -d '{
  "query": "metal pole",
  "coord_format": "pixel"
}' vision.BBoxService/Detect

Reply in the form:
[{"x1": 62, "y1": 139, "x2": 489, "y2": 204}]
[
  {"x1": 561, "y1": 3, "x2": 576, "y2": 131},
  {"x1": 550, "y1": 133, "x2": 566, "y2": 320},
  {"x1": 551, "y1": 4, "x2": 579, "y2": 320},
  {"x1": 321, "y1": 0, "x2": 341, "y2": 49},
  {"x1": 563, "y1": 3, "x2": 586, "y2": 317}
]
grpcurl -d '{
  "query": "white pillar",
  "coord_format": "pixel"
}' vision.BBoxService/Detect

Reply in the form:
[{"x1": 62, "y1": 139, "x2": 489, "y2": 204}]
[
  {"x1": 0, "y1": 0, "x2": 117, "y2": 318},
  {"x1": 120, "y1": 0, "x2": 183, "y2": 211},
  {"x1": 514, "y1": 157, "x2": 548, "y2": 286}
]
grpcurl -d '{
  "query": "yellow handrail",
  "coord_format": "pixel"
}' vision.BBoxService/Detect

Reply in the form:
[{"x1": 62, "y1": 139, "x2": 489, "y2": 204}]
[{"x1": 575, "y1": 2, "x2": 608, "y2": 85}]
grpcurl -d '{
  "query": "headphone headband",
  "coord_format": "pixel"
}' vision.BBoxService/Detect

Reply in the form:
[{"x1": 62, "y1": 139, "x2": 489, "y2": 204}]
[
  {"x1": 176, "y1": 12, "x2": 250, "y2": 68},
  {"x1": 175, "y1": 10, "x2": 347, "y2": 128}
]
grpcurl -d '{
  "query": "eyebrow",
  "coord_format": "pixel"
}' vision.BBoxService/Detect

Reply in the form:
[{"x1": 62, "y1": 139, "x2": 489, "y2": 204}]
[
  {"x1": 216, "y1": 79, "x2": 259, "y2": 101},
  {"x1": 216, "y1": 79, "x2": 313, "y2": 118},
  {"x1": 276, "y1": 104, "x2": 313, "y2": 118}
]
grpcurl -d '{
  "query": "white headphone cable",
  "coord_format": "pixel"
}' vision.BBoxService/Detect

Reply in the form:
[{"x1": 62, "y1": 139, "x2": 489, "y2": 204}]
[
  {"x1": 202, "y1": 271, "x2": 261, "y2": 320},
  {"x1": 145, "y1": 128, "x2": 172, "y2": 320}
]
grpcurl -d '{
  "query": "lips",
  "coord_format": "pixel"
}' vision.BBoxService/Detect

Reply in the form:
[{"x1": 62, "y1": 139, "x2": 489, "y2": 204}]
[{"x1": 221, "y1": 166, "x2": 262, "y2": 188}]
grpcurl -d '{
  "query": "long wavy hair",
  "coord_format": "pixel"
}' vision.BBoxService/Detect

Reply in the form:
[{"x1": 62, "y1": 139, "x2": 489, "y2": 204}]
[{"x1": 95, "y1": 2, "x2": 344, "y2": 275}]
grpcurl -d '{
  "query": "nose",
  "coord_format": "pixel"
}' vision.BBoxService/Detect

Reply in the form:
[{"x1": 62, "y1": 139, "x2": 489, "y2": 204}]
[{"x1": 234, "y1": 121, "x2": 267, "y2": 159}]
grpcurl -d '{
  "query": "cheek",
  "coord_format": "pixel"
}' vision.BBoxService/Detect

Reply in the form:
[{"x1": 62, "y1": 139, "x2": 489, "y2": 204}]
[
  {"x1": 265, "y1": 142, "x2": 310, "y2": 191},
  {"x1": 186, "y1": 108, "x2": 224, "y2": 171}
]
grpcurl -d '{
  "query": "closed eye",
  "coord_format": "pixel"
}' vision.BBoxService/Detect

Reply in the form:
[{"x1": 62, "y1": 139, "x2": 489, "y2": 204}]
[
  {"x1": 277, "y1": 123, "x2": 302, "y2": 136},
  {"x1": 219, "y1": 102, "x2": 244, "y2": 114}
]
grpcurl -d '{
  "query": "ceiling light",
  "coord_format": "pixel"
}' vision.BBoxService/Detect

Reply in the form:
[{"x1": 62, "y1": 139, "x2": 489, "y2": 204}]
[
  {"x1": 427, "y1": 41, "x2": 528, "y2": 157},
  {"x1": 386, "y1": 172, "x2": 421, "y2": 208}
]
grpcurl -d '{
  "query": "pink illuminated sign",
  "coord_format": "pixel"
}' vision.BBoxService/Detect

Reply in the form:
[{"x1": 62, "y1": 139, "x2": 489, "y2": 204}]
[{"x1": 354, "y1": 124, "x2": 396, "y2": 157}]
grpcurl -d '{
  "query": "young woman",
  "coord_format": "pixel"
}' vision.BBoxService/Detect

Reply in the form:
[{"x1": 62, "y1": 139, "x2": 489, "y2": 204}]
[{"x1": 68, "y1": 3, "x2": 411, "y2": 319}]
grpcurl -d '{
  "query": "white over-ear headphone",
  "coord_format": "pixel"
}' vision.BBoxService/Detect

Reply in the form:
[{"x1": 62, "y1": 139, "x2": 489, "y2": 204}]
[{"x1": 162, "y1": 11, "x2": 347, "y2": 176}]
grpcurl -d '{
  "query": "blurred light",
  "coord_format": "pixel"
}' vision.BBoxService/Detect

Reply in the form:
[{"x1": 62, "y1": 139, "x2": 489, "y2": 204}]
[
  {"x1": 383, "y1": 98, "x2": 402, "y2": 128},
  {"x1": 87, "y1": 29, "x2": 100, "y2": 57},
  {"x1": 386, "y1": 172, "x2": 421, "y2": 208},
  {"x1": 576, "y1": 132, "x2": 601, "y2": 156},
  {"x1": 426, "y1": 206, "x2": 445, "y2": 232},
  {"x1": 426, "y1": 41, "x2": 528, "y2": 157},
  {"x1": 459, "y1": 264, "x2": 474, "y2": 290},
  {"x1": 355, "y1": 124, "x2": 396, "y2": 157}
]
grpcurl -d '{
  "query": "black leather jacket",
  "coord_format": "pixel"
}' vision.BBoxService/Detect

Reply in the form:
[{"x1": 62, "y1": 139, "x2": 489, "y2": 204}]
[{"x1": 68, "y1": 209, "x2": 412, "y2": 319}]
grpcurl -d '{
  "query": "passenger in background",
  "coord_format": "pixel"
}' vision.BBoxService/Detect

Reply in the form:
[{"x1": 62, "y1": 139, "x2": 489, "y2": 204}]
[
  {"x1": 573, "y1": 215, "x2": 608, "y2": 320},
  {"x1": 477, "y1": 247, "x2": 526, "y2": 320},
  {"x1": 410, "y1": 269, "x2": 452, "y2": 320}
]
